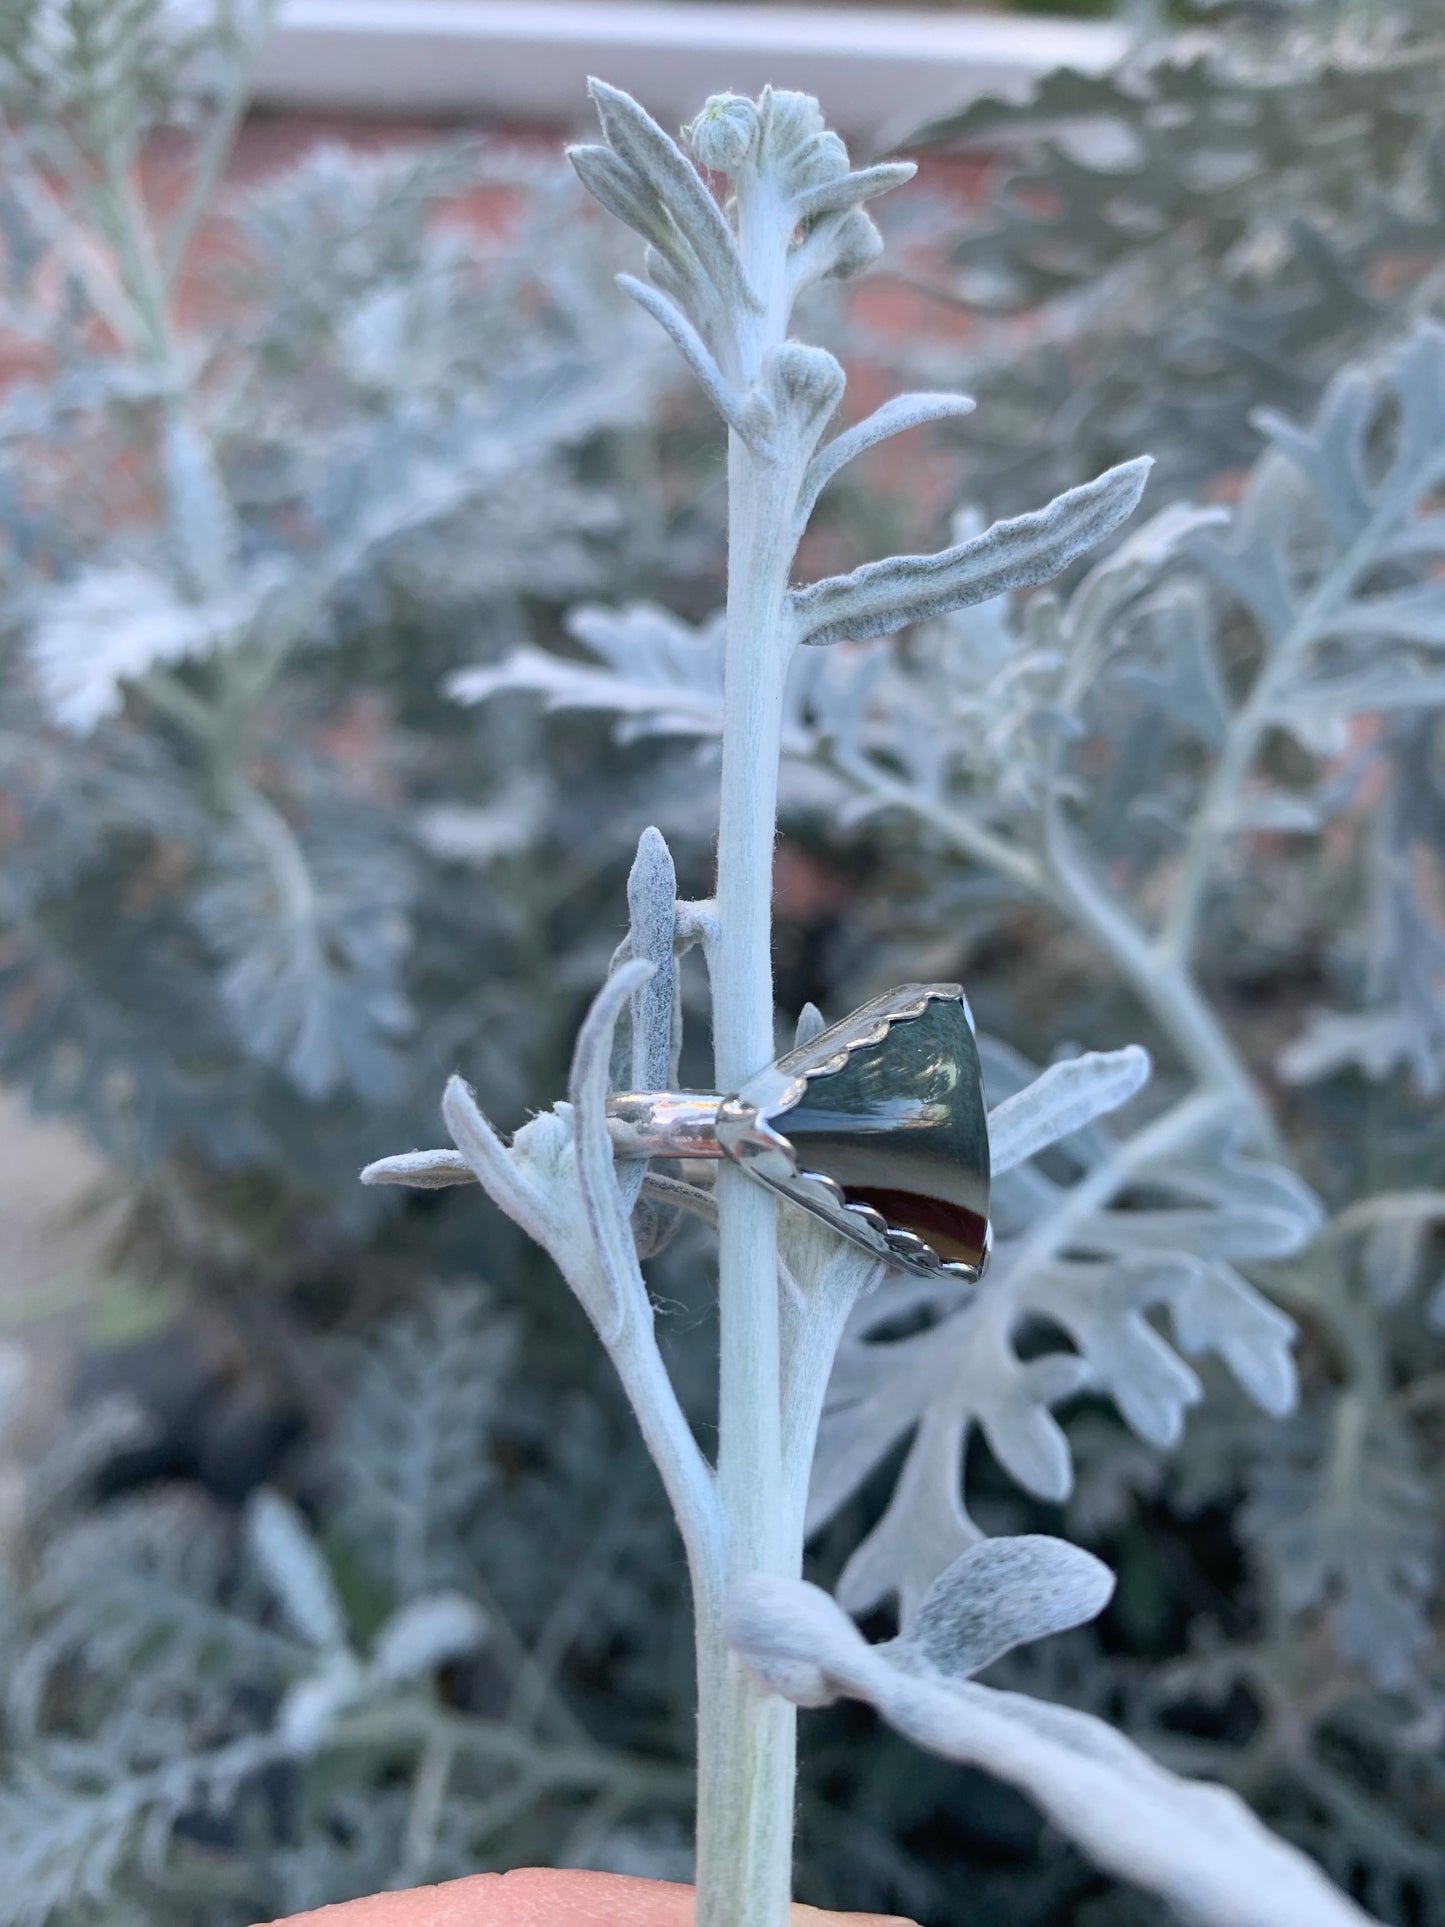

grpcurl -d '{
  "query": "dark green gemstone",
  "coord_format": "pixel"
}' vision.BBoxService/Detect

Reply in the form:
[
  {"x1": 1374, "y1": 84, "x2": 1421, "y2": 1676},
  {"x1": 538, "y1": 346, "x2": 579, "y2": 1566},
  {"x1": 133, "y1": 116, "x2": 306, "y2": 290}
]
[{"x1": 774, "y1": 993, "x2": 990, "y2": 1271}]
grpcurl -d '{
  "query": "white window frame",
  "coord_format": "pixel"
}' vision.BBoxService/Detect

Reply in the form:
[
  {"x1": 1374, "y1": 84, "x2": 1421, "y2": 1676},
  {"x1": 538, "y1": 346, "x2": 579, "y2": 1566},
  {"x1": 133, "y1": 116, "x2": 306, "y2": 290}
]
[{"x1": 257, "y1": 2, "x2": 1123, "y2": 144}]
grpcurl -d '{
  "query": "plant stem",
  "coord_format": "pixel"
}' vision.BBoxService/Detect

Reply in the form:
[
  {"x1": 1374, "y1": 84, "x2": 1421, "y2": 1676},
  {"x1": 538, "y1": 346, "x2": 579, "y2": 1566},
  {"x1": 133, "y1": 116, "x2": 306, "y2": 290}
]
[
  {"x1": 778, "y1": 1245, "x2": 880, "y2": 1551},
  {"x1": 396, "y1": 1730, "x2": 456, "y2": 1886},
  {"x1": 687, "y1": 137, "x2": 817, "y2": 1927},
  {"x1": 696, "y1": 421, "x2": 799, "y2": 1927},
  {"x1": 101, "y1": 155, "x2": 179, "y2": 369},
  {"x1": 0, "y1": 130, "x2": 141, "y2": 344},
  {"x1": 1041, "y1": 805, "x2": 1276, "y2": 1142}
]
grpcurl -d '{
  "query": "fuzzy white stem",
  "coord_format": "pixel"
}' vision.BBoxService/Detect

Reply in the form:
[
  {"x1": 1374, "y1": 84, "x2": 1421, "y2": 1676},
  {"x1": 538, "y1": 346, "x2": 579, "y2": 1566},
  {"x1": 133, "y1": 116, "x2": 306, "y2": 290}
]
[
  {"x1": 696, "y1": 426, "x2": 800, "y2": 1927},
  {"x1": 695, "y1": 151, "x2": 811, "y2": 1927}
]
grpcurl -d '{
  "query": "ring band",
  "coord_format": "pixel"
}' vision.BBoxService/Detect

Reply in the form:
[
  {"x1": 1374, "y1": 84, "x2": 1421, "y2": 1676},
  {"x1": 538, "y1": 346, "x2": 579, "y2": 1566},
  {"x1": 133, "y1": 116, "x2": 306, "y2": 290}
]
[{"x1": 606, "y1": 1092, "x2": 725, "y2": 1159}]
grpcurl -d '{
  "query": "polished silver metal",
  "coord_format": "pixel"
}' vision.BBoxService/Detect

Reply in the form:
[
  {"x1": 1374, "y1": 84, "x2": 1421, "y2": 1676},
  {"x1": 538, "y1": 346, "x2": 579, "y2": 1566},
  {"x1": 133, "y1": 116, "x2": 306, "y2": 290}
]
[{"x1": 606, "y1": 1091, "x2": 724, "y2": 1159}]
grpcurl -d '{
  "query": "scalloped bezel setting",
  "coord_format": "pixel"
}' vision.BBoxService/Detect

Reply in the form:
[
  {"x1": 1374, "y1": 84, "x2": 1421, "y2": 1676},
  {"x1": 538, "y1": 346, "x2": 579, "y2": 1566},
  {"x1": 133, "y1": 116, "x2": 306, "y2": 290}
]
[{"x1": 717, "y1": 983, "x2": 992, "y2": 1282}]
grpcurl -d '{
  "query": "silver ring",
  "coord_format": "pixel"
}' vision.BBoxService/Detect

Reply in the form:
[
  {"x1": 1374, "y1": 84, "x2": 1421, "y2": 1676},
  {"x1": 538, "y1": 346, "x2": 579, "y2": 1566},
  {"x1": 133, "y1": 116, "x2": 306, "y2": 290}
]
[{"x1": 365, "y1": 984, "x2": 991, "y2": 1284}]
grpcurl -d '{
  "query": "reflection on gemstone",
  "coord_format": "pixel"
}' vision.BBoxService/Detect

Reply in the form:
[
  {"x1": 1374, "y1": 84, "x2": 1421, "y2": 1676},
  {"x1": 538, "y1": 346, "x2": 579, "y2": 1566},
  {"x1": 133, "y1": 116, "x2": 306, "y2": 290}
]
[{"x1": 719, "y1": 985, "x2": 992, "y2": 1278}]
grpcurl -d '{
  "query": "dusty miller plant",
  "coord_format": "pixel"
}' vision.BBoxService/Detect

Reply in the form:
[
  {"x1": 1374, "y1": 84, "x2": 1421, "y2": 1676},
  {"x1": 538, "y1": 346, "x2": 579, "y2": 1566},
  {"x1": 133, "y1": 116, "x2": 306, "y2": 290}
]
[
  {"x1": 842, "y1": 8, "x2": 1445, "y2": 1912},
  {"x1": 4, "y1": 5, "x2": 1442, "y2": 1920},
  {"x1": 0, "y1": 0, "x2": 685, "y2": 1274},
  {"x1": 891, "y1": 0, "x2": 1445, "y2": 513},
  {"x1": 367, "y1": 81, "x2": 1382, "y2": 1927},
  {"x1": 0, "y1": 1293, "x2": 693, "y2": 1924},
  {"x1": 0, "y1": 7, "x2": 759, "y2": 1918},
  {"x1": 0, "y1": 18, "x2": 705, "y2": 1916}
]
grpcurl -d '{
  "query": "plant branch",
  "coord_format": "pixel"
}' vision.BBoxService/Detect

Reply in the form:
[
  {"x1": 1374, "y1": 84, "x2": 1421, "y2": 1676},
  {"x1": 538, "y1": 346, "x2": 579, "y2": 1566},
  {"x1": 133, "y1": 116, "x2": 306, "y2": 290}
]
[
  {"x1": 1041, "y1": 804, "x2": 1275, "y2": 1141},
  {"x1": 161, "y1": 2, "x2": 280, "y2": 289},
  {"x1": 830, "y1": 745, "x2": 1046, "y2": 897},
  {"x1": 698, "y1": 373, "x2": 799, "y2": 1927},
  {"x1": 690, "y1": 105, "x2": 823, "y2": 1927},
  {"x1": 329, "y1": 1695, "x2": 689, "y2": 1804},
  {"x1": 832, "y1": 742, "x2": 1274, "y2": 1139},
  {"x1": 1160, "y1": 449, "x2": 1445, "y2": 966},
  {"x1": 0, "y1": 127, "x2": 142, "y2": 346},
  {"x1": 99, "y1": 158, "x2": 179, "y2": 370},
  {"x1": 395, "y1": 1729, "x2": 456, "y2": 1887}
]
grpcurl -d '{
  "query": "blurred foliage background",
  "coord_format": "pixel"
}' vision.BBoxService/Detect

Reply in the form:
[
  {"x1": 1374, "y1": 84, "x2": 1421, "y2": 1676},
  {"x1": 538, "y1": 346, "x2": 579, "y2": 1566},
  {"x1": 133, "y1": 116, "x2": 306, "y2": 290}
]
[{"x1": 0, "y1": 2, "x2": 1441, "y2": 1924}]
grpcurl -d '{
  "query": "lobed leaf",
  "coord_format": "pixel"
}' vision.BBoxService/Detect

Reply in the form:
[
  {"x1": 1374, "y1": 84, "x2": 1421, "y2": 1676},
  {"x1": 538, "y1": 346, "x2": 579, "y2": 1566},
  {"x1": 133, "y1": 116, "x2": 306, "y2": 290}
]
[
  {"x1": 1244, "y1": 1401, "x2": 1438, "y2": 1691},
  {"x1": 793, "y1": 161, "x2": 917, "y2": 224},
  {"x1": 615, "y1": 272, "x2": 749, "y2": 433},
  {"x1": 448, "y1": 606, "x2": 727, "y2": 741},
  {"x1": 586, "y1": 79, "x2": 758, "y2": 318},
  {"x1": 813, "y1": 1077, "x2": 1309, "y2": 1618},
  {"x1": 730, "y1": 1576, "x2": 1379, "y2": 1927},
  {"x1": 898, "y1": 1535, "x2": 1116, "y2": 1680},
  {"x1": 987, "y1": 1045, "x2": 1150, "y2": 1174},
  {"x1": 798, "y1": 390, "x2": 975, "y2": 523},
  {"x1": 192, "y1": 810, "x2": 416, "y2": 1104},
  {"x1": 245, "y1": 1492, "x2": 348, "y2": 1653},
  {"x1": 27, "y1": 562, "x2": 271, "y2": 734},
  {"x1": 789, "y1": 458, "x2": 1152, "y2": 648},
  {"x1": 333, "y1": 1285, "x2": 518, "y2": 1602}
]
